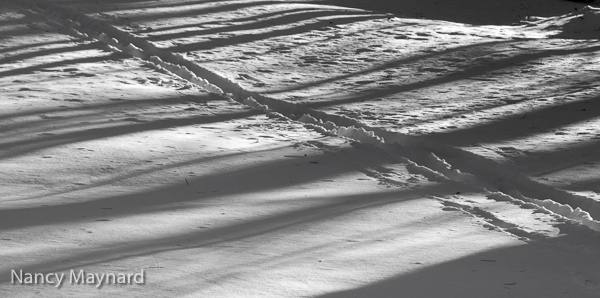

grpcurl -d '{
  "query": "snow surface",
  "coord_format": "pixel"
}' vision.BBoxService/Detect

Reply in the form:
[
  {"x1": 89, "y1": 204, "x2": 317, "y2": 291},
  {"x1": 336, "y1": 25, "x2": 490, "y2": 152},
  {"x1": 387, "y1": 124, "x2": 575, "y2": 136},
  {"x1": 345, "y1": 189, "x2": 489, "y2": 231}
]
[{"x1": 1, "y1": 0, "x2": 600, "y2": 297}]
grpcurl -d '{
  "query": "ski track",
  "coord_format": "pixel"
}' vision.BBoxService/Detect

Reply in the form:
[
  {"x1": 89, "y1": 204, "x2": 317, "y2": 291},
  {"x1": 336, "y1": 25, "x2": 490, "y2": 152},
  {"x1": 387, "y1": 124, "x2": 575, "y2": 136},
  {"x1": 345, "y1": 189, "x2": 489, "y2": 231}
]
[{"x1": 9, "y1": 0, "x2": 600, "y2": 243}]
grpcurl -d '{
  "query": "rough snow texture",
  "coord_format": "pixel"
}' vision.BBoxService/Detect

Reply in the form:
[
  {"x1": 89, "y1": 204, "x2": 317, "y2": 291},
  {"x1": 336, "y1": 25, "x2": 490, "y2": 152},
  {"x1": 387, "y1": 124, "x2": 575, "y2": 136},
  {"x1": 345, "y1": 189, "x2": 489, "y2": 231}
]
[
  {"x1": 8, "y1": 0, "x2": 600, "y2": 236},
  {"x1": 526, "y1": 5, "x2": 600, "y2": 39}
]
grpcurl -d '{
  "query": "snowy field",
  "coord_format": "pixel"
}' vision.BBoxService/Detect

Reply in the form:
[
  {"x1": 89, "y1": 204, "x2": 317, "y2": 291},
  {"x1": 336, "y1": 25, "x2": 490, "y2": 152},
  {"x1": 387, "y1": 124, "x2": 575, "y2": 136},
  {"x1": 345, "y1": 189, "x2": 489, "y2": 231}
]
[{"x1": 1, "y1": 0, "x2": 600, "y2": 297}]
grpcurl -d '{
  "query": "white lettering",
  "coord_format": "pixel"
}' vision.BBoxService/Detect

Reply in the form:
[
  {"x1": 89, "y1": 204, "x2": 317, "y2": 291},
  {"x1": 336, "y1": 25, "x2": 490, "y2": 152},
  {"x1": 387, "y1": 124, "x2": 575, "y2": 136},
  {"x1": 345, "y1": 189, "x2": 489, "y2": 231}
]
[
  {"x1": 11, "y1": 269, "x2": 143, "y2": 286},
  {"x1": 23, "y1": 273, "x2": 33, "y2": 284},
  {"x1": 85, "y1": 272, "x2": 95, "y2": 285},
  {"x1": 117, "y1": 273, "x2": 126, "y2": 284},
  {"x1": 54, "y1": 273, "x2": 65, "y2": 288},
  {"x1": 44, "y1": 273, "x2": 54, "y2": 286},
  {"x1": 133, "y1": 269, "x2": 144, "y2": 284},
  {"x1": 11, "y1": 269, "x2": 22, "y2": 284},
  {"x1": 106, "y1": 273, "x2": 116, "y2": 284},
  {"x1": 35, "y1": 273, "x2": 44, "y2": 284},
  {"x1": 94, "y1": 272, "x2": 104, "y2": 288},
  {"x1": 70, "y1": 269, "x2": 85, "y2": 284}
]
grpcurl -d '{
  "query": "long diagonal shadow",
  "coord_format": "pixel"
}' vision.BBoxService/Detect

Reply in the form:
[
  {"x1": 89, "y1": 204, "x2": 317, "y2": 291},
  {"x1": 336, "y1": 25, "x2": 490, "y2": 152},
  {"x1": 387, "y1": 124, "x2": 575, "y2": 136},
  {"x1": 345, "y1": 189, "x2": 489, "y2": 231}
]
[
  {"x1": 150, "y1": 9, "x2": 378, "y2": 42},
  {"x1": 430, "y1": 93, "x2": 600, "y2": 146},
  {"x1": 0, "y1": 108, "x2": 262, "y2": 160},
  {"x1": 264, "y1": 40, "x2": 510, "y2": 96},
  {"x1": 0, "y1": 39, "x2": 80, "y2": 56},
  {"x1": 10, "y1": 146, "x2": 286, "y2": 203},
  {"x1": 0, "y1": 41, "x2": 103, "y2": 66},
  {"x1": 0, "y1": 92, "x2": 209, "y2": 130},
  {"x1": 398, "y1": 73, "x2": 600, "y2": 126},
  {"x1": 144, "y1": 7, "x2": 317, "y2": 34},
  {"x1": 51, "y1": 0, "x2": 268, "y2": 14},
  {"x1": 0, "y1": 179, "x2": 456, "y2": 284},
  {"x1": 0, "y1": 52, "x2": 126, "y2": 78},
  {"x1": 522, "y1": 140, "x2": 600, "y2": 177},
  {"x1": 25, "y1": 0, "x2": 224, "y2": 14},
  {"x1": 105, "y1": 0, "x2": 307, "y2": 23},
  {"x1": 311, "y1": 240, "x2": 595, "y2": 298},
  {"x1": 303, "y1": 44, "x2": 600, "y2": 109},
  {"x1": 0, "y1": 142, "x2": 399, "y2": 230},
  {"x1": 170, "y1": 15, "x2": 385, "y2": 52},
  {"x1": 310, "y1": 0, "x2": 593, "y2": 25}
]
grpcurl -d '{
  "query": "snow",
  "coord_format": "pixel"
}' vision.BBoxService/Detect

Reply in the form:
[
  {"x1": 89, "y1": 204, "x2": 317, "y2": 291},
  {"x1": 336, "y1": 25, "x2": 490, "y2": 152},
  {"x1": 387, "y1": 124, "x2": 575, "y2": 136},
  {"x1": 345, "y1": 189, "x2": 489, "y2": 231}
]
[
  {"x1": 2, "y1": 0, "x2": 600, "y2": 297},
  {"x1": 526, "y1": 5, "x2": 600, "y2": 39}
]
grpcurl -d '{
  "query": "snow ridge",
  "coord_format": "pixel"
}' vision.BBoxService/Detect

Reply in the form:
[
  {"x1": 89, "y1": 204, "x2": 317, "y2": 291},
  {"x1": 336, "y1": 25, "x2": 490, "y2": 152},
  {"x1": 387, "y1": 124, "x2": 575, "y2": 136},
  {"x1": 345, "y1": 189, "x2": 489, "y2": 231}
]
[
  {"x1": 385, "y1": 136, "x2": 600, "y2": 232},
  {"x1": 441, "y1": 199, "x2": 545, "y2": 241},
  {"x1": 13, "y1": 0, "x2": 600, "y2": 232},
  {"x1": 298, "y1": 114, "x2": 384, "y2": 146},
  {"x1": 524, "y1": 5, "x2": 600, "y2": 38}
]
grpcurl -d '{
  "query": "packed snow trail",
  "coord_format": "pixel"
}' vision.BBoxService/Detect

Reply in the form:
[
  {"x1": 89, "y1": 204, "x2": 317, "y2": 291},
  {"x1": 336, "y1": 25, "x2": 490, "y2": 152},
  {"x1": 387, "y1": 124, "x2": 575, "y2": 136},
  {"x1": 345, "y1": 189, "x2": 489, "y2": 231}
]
[{"x1": 11, "y1": 0, "x2": 600, "y2": 232}]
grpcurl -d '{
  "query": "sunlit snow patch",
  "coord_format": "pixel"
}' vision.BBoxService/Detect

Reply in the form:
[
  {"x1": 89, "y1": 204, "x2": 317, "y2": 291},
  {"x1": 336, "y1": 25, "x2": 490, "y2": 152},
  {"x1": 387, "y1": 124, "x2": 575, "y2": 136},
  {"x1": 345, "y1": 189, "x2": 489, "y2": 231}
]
[
  {"x1": 532, "y1": 198, "x2": 600, "y2": 232},
  {"x1": 525, "y1": 5, "x2": 600, "y2": 39}
]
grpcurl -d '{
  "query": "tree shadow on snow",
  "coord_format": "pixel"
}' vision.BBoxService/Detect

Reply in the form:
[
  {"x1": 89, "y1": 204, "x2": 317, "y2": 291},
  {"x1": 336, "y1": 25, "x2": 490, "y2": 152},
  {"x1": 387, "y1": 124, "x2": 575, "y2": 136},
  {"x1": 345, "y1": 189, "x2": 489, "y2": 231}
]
[
  {"x1": 0, "y1": 126, "x2": 467, "y2": 284},
  {"x1": 0, "y1": 176, "x2": 458, "y2": 285},
  {"x1": 168, "y1": 14, "x2": 385, "y2": 53},
  {"x1": 0, "y1": 51, "x2": 126, "y2": 78},
  {"x1": 432, "y1": 92, "x2": 600, "y2": 141},
  {"x1": 46, "y1": 0, "x2": 315, "y2": 22},
  {"x1": 0, "y1": 41, "x2": 108, "y2": 69},
  {"x1": 311, "y1": 0, "x2": 593, "y2": 25},
  {"x1": 44, "y1": 0, "x2": 261, "y2": 14},
  {"x1": 0, "y1": 98, "x2": 262, "y2": 160},
  {"x1": 0, "y1": 139, "x2": 442, "y2": 231},
  {"x1": 295, "y1": 43, "x2": 600, "y2": 109},
  {"x1": 426, "y1": 89, "x2": 600, "y2": 176},
  {"x1": 29, "y1": 0, "x2": 388, "y2": 55},
  {"x1": 149, "y1": 9, "x2": 378, "y2": 43},
  {"x1": 143, "y1": 7, "x2": 318, "y2": 34},
  {"x1": 311, "y1": 240, "x2": 599, "y2": 298},
  {"x1": 0, "y1": 38, "x2": 86, "y2": 56},
  {"x1": 263, "y1": 40, "x2": 511, "y2": 97}
]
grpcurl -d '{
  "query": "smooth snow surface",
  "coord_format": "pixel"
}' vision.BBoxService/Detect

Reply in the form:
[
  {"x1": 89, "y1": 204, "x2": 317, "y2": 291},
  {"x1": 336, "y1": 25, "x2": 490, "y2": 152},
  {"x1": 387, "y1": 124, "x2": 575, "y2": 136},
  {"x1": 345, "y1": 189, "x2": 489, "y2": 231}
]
[{"x1": 1, "y1": 0, "x2": 600, "y2": 297}]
